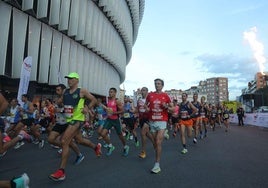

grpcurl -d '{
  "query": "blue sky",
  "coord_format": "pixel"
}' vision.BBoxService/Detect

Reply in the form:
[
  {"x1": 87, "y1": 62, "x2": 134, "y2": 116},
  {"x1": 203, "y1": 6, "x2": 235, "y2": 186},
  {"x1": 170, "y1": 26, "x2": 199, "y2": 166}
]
[{"x1": 123, "y1": 0, "x2": 268, "y2": 100}]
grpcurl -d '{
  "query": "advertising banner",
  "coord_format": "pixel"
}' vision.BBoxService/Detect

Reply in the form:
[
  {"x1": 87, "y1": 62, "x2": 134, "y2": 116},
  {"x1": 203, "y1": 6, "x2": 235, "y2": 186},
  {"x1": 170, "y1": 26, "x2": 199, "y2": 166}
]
[
  {"x1": 229, "y1": 113, "x2": 268, "y2": 128},
  {"x1": 17, "y1": 56, "x2": 32, "y2": 106}
]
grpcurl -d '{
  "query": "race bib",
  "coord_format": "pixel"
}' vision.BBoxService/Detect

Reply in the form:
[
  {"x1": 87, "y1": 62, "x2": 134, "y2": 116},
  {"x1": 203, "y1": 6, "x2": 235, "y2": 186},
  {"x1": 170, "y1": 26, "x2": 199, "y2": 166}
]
[
  {"x1": 123, "y1": 112, "x2": 130, "y2": 118},
  {"x1": 200, "y1": 112, "x2": 205, "y2": 118},
  {"x1": 64, "y1": 105, "x2": 74, "y2": 118},
  {"x1": 22, "y1": 114, "x2": 28, "y2": 119},
  {"x1": 181, "y1": 111, "x2": 188, "y2": 119}
]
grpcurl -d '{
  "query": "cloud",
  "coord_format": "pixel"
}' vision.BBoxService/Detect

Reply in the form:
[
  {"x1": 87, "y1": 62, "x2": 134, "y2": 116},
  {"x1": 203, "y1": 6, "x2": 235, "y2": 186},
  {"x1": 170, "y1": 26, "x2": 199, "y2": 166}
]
[
  {"x1": 229, "y1": 4, "x2": 264, "y2": 15},
  {"x1": 195, "y1": 53, "x2": 258, "y2": 79},
  {"x1": 195, "y1": 53, "x2": 260, "y2": 99},
  {"x1": 243, "y1": 27, "x2": 266, "y2": 74}
]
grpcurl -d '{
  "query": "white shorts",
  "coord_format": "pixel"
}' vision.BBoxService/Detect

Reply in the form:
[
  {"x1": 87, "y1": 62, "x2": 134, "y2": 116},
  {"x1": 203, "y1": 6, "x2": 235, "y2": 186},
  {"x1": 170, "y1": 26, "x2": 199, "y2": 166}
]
[{"x1": 149, "y1": 121, "x2": 167, "y2": 133}]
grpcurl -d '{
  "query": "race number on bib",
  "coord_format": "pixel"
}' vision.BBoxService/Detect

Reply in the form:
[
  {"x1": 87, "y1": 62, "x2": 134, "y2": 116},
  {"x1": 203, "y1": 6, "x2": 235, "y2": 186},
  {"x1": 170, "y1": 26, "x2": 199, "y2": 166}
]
[
  {"x1": 123, "y1": 113, "x2": 130, "y2": 118},
  {"x1": 64, "y1": 105, "x2": 74, "y2": 118}
]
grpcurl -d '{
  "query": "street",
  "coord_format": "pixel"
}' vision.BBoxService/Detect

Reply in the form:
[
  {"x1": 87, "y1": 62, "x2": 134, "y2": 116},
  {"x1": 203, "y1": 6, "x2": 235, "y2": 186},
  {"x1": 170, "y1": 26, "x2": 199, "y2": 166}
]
[{"x1": 1, "y1": 124, "x2": 268, "y2": 188}]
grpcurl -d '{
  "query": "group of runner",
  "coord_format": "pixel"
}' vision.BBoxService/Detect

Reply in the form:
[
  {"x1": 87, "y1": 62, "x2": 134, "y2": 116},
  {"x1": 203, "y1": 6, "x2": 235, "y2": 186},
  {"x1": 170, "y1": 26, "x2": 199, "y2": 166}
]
[{"x1": 0, "y1": 73, "x2": 231, "y2": 187}]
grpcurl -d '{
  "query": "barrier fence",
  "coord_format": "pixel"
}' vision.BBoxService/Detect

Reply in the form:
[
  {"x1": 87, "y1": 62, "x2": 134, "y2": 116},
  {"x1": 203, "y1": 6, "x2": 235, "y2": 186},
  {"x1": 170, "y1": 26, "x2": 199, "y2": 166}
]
[{"x1": 229, "y1": 113, "x2": 268, "y2": 128}]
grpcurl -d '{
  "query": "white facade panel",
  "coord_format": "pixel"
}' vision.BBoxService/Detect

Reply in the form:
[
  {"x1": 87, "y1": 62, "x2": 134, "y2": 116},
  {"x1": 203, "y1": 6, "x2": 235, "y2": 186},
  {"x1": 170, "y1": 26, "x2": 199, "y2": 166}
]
[
  {"x1": 68, "y1": 0, "x2": 79, "y2": 37},
  {"x1": 59, "y1": 36, "x2": 71, "y2": 85},
  {"x1": 69, "y1": 40, "x2": 78, "y2": 72},
  {"x1": 76, "y1": 45, "x2": 84, "y2": 86},
  {"x1": 0, "y1": 2, "x2": 11, "y2": 75},
  {"x1": 75, "y1": 0, "x2": 87, "y2": 41},
  {"x1": 82, "y1": 49, "x2": 90, "y2": 88},
  {"x1": 28, "y1": 16, "x2": 41, "y2": 81},
  {"x1": 88, "y1": 52, "x2": 96, "y2": 90},
  {"x1": 59, "y1": 0, "x2": 71, "y2": 31},
  {"x1": 22, "y1": 0, "x2": 34, "y2": 11},
  {"x1": 12, "y1": 8, "x2": 28, "y2": 78},
  {"x1": 38, "y1": 24, "x2": 52, "y2": 83},
  {"x1": 49, "y1": 30, "x2": 62, "y2": 85},
  {"x1": 37, "y1": 0, "x2": 48, "y2": 19},
  {"x1": 49, "y1": 0, "x2": 61, "y2": 26},
  {"x1": 84, "y1": 1, "x2": 94, "y2": 46}
]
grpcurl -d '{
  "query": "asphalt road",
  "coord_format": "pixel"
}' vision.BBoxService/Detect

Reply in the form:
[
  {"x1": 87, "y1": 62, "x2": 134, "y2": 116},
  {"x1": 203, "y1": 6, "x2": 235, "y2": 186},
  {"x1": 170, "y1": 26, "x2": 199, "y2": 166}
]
[{"x1": 1, "y1": 123, "x2": 268, "y2": 188}]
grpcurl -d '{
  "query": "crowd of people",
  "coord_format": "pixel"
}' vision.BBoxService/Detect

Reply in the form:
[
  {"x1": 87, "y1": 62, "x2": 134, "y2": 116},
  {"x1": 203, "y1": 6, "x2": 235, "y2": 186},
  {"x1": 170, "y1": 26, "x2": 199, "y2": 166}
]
[{"x1": 0, "y1": 73, "x2": 233, "y2": 187}]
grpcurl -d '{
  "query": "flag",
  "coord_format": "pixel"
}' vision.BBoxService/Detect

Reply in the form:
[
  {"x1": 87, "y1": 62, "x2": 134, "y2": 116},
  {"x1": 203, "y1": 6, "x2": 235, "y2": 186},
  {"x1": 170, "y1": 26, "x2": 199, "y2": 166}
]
[{"x1": 17, "y1": 56, "x2": 32, "y2": 106}]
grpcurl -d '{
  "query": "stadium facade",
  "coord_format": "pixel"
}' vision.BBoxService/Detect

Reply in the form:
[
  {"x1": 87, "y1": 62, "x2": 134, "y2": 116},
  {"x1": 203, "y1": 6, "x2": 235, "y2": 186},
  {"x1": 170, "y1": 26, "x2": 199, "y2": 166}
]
[{"x1": 0, "y1": 0, "x2": 145, "y2": 99}]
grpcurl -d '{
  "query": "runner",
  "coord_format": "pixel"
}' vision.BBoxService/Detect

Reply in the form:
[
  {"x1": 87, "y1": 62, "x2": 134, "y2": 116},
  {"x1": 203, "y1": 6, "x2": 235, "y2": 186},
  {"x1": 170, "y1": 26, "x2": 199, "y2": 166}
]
[
  {"x1": 47, "y1": 84, "x2": 85, "y2": 165},
  {"x1": 49, "y1": 72, "x2": 101, "y2": 181},
  {"x1": 136, "y1": 87, "x2": 154, "y2": 159},
  {"x1": 192, "y1": 93, "x2": 201, "y2": 144},
  {"x1": 122, "y1": 96, "x2": 139, "y2": 147},
  {"x1": 0, "y1": 93, "x2": 28, "y2": 158},
  {"x1": 222, "y1": 105, "x2": 230, "y2": 132},
  {"x1": 178, "y1": 93, "x2": 198, "y2": 154},
  {"x1": 94, "y1": 97, "x2": 107, "y2": 141},
  {"x1": 171, "y1": 99, "x2": 180, "y2": 137},
  {"x1": 146, "y1": 78, "x2": 174, "y2": 174},
  {"x1": 199, "y1": 96, "x2": 209, "y2": 138},
  {"x1": 99, "y1": 87, "x2": 130, "y2": 156}
]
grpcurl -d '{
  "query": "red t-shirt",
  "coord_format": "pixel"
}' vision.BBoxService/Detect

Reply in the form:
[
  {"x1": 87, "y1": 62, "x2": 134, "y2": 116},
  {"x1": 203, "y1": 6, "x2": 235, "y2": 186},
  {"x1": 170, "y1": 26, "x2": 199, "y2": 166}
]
[{"x1": 146, "y1": 92, "x2": 171, "y2": 121}]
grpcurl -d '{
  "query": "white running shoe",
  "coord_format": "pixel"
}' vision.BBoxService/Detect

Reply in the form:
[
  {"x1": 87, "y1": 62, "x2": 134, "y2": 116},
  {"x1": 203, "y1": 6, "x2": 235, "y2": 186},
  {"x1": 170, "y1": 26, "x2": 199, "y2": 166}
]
[{"x1": 151, "y1": 163, "x2": 161, "y2": 174}]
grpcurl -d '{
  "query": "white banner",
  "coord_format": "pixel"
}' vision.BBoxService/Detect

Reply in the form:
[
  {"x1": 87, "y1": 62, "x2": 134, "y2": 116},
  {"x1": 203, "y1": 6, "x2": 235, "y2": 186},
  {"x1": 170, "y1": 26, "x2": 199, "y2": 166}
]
[
  {"x1": 229, "y1": 113, "x2": 268, "y2": 128},
  {"x1": 17, "y1": 56, "x2": 32, "y2": 106}
]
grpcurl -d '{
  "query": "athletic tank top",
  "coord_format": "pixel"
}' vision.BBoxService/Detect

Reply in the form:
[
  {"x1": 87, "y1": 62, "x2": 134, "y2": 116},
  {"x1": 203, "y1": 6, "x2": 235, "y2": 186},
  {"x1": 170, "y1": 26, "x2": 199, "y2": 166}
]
[
  {"x1": 123, "y1": 102, "x2": 134, "y2": 118},
  {"x1": 107, "y1": 98, "x2": 118, "y2": 120},
  {"x1": 137, "y1": 98, "x2": 149, "y2": 119},
  {"x1": 180, "y1": 101, "x2": 192, "y2": 120},
  {"x1": 192, "y1": 101, "x2": 201, "y2": 117},
  {"x1": 22, "y1": 101, "x2": 33, "y2": 119},
  {"x1": 63, "y1": 88, "x2": 85, "y2": 122}
]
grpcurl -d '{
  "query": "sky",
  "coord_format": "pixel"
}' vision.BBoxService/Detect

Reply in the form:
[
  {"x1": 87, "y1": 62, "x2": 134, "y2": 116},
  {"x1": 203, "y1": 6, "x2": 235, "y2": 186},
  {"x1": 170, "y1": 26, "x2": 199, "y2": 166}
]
[{"x1": 122, "y1": 0, "x2": 268, "y2": 100}]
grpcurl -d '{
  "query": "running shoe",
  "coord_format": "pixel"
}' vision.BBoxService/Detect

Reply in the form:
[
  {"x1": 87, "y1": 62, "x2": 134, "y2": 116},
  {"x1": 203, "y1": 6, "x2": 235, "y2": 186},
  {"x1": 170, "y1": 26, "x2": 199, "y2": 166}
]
[
  {"x1": 3, "y1": 134, "x2": 11, "y2": 143},
  {"x1": 129, "y1": 135, "x2": 133, "y2": 140},
  {"x1": 173, "y1": 132, "x2": 177, "y2": 137},
  {"x1": 125, "y1": 132, "x2": 130, "y2": 140},
  {"x1": 181, "y1": 148, "x2": 188, "y2": 154},
  {"x1": 103, "y1": 143, "x2": 109, "y2": 148},
  {"x1": 164, "y1": 130, "x2": 169, "y2": 140},
  {"x1": 14, "y1": 141, "x2": 25, "y2": 150},
  {"x1": 32, "y1": 139, "x2": 39, "y2": 145},
  {"x1": 57, "y1": 148, "x2": 63, "y2": 155},
  {"x1": 95, "y1": 143, "x2": 102, "y2": 157},
  {"x1": 193, "y1": 138, "x2": 197, "y2": 144},
  {"x1": 139, "y1": 151, "x2": 146, "y2": 159},
  {"x1": 49, "y1": 169, "x2": 65, "y2": 181},
  {"x1": 12, "y1": 173, "x2": 30, "y2": 188},
  {"x1": 106, "y1": 145, "x2": 115, "y2": 156},
  {"x1": 135, "y1": 141, "x2": 139, "y2": 147},
  {"x1": 39, "y1": 140, "x2": 45, "y2": 149},
  {"x1": 74, "y1": 154, "x2": 85, "y2": 165},
  {"x1": 123, "y1": 145, "x2": 130, "y2": 157},
  {"x1": 151, "y1": 163, "x2": 161, "y2": 174},
  {"x1": 50, "y1": 144, "x2": 60, "y2": 149},
  {"x1": 0, "y1": 151, "x2": 7, "y2": 158}
]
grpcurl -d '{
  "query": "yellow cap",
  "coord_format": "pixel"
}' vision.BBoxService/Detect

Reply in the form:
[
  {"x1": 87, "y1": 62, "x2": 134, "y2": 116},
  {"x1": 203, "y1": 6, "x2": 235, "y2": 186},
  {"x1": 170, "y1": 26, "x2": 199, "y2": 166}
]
[{"x1": 65, "y1": 72, "x2": 79, "y2": 79}]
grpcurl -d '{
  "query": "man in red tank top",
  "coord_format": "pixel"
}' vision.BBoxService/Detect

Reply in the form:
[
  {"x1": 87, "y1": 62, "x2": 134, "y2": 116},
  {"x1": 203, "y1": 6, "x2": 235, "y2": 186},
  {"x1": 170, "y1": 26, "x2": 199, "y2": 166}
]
[{"x1": 100, "y1": 88, "x2": 130, "y2": 157}]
